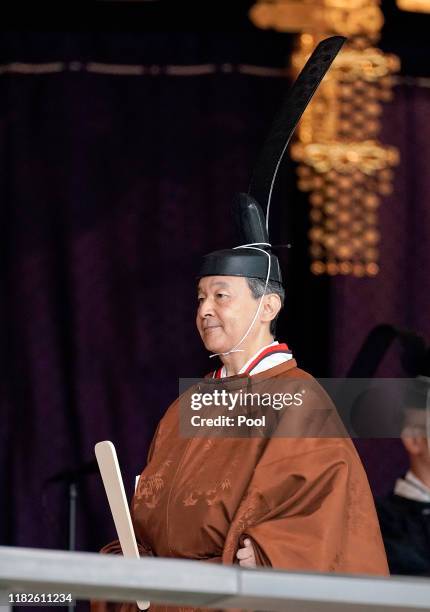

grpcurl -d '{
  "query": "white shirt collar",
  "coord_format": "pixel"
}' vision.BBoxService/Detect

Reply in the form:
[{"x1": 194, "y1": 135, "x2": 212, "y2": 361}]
[
  {"x1": 219, "y1": 341, "x2": 293, "y2": 378},
  {"x1": 394, "y1": 470, "x2": 430, "y2": 502}
]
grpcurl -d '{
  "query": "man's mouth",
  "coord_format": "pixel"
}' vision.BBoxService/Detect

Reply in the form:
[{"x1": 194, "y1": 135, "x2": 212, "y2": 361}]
[{"x1": 203, "y1": 324, "x2": 222, "y2": 333}]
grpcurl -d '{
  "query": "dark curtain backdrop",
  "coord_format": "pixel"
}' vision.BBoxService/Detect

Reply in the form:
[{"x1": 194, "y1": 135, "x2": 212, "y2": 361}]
[
  {"x1": 331, "y1": 85, "x2": 430, "y2": 376},
  {"x1": 331, "y1": 83, "x2": 430, "y2": 491},
  {"x1": 0, "y1": 33, "x2": 427, "y2": 552}
]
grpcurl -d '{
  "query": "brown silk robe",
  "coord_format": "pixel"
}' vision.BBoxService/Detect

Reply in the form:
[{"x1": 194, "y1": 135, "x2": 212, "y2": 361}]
[{"x1": 92, "y1": 359, "x2": 389, "y2": 612}]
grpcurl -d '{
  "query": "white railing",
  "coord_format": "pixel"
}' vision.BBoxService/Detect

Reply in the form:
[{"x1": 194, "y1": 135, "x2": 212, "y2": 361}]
[{"x1": 1, "y1": 546, "x2": 430, "y2": 611}]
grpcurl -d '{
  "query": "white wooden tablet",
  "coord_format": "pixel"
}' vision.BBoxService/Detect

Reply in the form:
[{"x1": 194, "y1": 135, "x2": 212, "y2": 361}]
[{"x1": 95, "y1": 441, "x2": 150, "y2": 610}]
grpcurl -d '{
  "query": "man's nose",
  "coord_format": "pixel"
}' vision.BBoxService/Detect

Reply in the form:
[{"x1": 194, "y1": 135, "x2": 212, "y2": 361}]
[{"x1": 199, "y1": 297, "x2": 214, "y2": 318}]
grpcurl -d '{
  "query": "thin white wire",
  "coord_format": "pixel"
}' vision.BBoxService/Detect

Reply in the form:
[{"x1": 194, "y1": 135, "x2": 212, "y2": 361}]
[
  {"x1": 265, "y1": 140, "x2": 290, "y2": 234},
  {"x1": 209, "y1": 242, "x2": 272, "y2": 359}
]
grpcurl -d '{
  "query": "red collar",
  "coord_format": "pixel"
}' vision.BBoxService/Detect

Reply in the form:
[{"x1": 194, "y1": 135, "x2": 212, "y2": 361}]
[{"x1": 213, "y1": 342, "x2": 291, "y2": 379}]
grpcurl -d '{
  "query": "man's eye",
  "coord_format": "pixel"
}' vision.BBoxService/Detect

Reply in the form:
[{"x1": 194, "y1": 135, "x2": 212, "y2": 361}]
[
  {"x1": 217, "y1": 293, "x2": 228, "y2": 299},
  {"x1": 197, "y1": 296, "x2": 204, "y2": 303}
]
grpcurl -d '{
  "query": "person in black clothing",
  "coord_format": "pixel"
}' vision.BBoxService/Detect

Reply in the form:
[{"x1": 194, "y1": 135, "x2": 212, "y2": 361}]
[{"x1": 376, "y1": 376, "x2": 430, "y2": 576}]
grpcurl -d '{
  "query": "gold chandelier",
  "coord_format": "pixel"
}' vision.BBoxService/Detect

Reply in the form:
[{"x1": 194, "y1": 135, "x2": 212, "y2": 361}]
[{"x1": 250, "y1": 0, "x2": 400, "y2": 276}]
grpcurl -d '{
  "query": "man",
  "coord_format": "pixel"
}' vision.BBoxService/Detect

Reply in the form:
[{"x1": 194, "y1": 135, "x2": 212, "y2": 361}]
[
  {"x1": 93, "y1": 37, "x2": 388, "y2": 612},
  {"x1": 93, "y1": 196, "x2": 388, "y2": 612},
  {"x1": 377, "y1": 375, "x2": 430, "y2": 576}
]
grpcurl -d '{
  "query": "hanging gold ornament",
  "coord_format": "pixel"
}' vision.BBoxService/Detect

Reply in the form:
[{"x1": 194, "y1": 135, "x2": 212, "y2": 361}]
[{"x1": 249, "y1": 0, "x2": 400, "y2": 276}]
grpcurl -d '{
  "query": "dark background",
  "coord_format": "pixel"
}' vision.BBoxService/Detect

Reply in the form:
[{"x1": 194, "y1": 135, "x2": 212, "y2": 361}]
[{"x1": 1, "y1": 0, "x2": 430, "y2": 553}]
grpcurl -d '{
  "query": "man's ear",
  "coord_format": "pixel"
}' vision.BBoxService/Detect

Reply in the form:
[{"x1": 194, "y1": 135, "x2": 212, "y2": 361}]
[
  {"x1": 401, "y1": 428, "x2": 428, "y2": 455},
  {"x1": 261, "y1": 294, "x2": 282, "y2": 323}
]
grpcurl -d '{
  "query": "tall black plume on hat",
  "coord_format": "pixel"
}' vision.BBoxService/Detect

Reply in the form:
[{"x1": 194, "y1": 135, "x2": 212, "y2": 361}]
[
  {"x1": 198, "y1": 36, "x2": 347, "y2": 284},
  {"x1": 347, "y1": 324, "x2": 428, "y2": 378},
  {"x1": 344, "y1": 324, "x2": 430, "y2": 438}
]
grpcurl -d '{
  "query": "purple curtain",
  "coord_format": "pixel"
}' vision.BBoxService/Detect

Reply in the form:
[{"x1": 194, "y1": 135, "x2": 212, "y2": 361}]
[
  {"x1": 331, "y1": 83, "x2": 430, "y2": 494},
  {"x1": 0, "y1": 46, "x2": 292, "y2": 550},
  {"x1": 331, "y1": 84, "x2": 430, "y2": 376}
]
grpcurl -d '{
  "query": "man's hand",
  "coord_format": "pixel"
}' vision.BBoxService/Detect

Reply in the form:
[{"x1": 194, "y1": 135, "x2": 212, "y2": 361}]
[{"x1": 236, "y1": 538, "x2": 256, "y2": 567}]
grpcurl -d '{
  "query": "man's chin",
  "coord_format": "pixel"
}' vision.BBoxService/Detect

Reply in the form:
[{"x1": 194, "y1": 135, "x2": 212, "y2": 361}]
[
  {"x1": 201, "y1": 336, "x2": 229, "y2": 355},
  {"x1": 203, "y1": 340, "x2": 226, "y2": 354}
]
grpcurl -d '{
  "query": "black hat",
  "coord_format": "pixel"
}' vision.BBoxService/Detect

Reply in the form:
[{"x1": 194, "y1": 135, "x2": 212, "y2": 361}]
[
  {"x1": 347, "y1": 325, "x2": 430, "y2": 436},
  {"x1": 198, "y1": 193, "x2": 282, "y2": 283},
  {"x1": 197, "y1": 36, "x2": 346, "y2": 285}
]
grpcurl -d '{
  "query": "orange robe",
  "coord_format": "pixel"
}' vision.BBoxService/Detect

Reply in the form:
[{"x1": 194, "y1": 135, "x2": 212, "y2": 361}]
[{"x1": 93, "y1": 359, "x2": 388, "y2": 612}]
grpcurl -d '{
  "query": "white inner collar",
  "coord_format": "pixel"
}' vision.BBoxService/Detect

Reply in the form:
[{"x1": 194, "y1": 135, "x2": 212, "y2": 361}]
[
  {"x1": 219, "y1": 341, "x2": 292, "y2": 378},
  {"x1": 394, "y1": 470, "x2": 430, "y2": 502}
]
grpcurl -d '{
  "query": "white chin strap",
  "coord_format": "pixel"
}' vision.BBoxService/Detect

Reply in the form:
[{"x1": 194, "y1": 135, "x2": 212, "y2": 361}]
[{"x1": 209, "y1": 242, "x2": 272, "y2": 359}]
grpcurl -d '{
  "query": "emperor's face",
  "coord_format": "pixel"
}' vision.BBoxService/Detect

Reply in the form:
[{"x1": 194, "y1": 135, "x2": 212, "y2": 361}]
[{"x1": 196, "y1": 275, "x2": 261, "y2": 354}]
